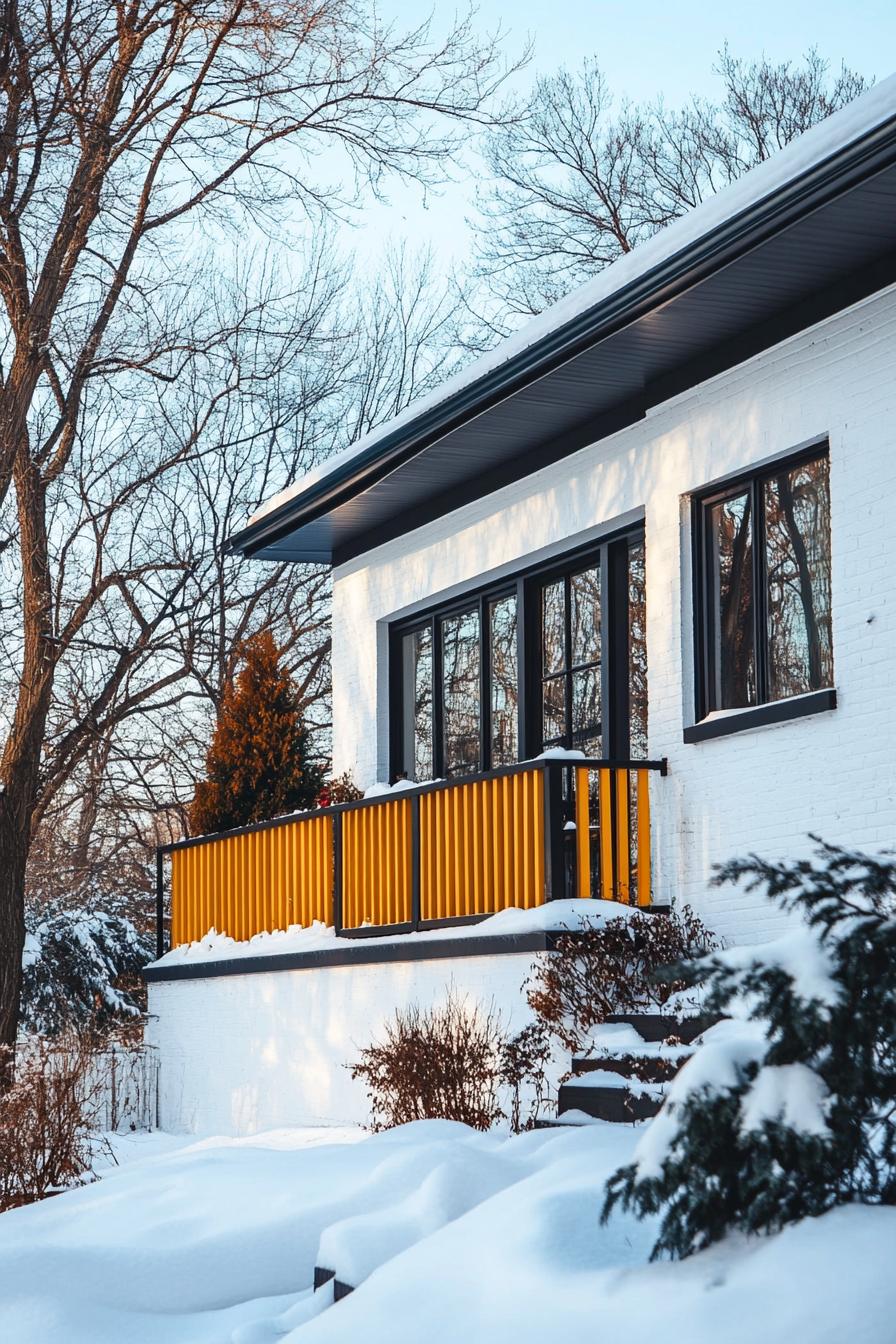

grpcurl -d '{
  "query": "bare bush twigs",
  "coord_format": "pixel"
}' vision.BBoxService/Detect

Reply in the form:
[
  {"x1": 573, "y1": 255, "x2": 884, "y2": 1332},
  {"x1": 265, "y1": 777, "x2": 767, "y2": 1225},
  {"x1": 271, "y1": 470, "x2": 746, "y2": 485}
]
[
  {"x1": 0, "y1": 1032, "x2": 100, "y2": 1211},
  {"x1": 350, "y1": 989, "x2": 550, "y2": 1132},
  {"x1": 527, "y1": 908, "x2": 717, "y2": 1055}
]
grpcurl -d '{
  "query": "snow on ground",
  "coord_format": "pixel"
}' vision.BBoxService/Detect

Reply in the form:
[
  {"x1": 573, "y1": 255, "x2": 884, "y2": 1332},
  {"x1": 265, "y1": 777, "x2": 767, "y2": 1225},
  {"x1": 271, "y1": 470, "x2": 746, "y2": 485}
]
[
  {"x1": 151, "y1": 898, "x2": 637, "y2": 968},
  {"x1": 0, "y1": 1120, "x2": 892, "y2": 1344}
]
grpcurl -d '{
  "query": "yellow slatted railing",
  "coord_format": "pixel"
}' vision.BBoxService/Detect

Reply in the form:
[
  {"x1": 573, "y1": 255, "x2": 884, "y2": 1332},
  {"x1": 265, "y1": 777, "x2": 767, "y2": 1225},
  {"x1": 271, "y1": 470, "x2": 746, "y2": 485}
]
[
  {"x1": 419, "y1": 768, "x2": 545, "y2": 921},
  {"x1": 169, "y1": 813, "x2": 334, "y2": 947},
  {"x1": 161, "y1": 758, "x2": 662, "y2": 953},
  {"x1": 574, "y1": 765, "x2": 653, "y2": 906},
  {"x1": 341, "y1": 797, "x2": 413, "y2": 930}
]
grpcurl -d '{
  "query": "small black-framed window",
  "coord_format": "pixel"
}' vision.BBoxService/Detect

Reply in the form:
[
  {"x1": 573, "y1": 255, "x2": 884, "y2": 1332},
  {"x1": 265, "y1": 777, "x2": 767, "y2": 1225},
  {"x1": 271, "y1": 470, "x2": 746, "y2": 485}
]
[
  {"x1": 538, "y1": 564, "x2": 602, "y2": 757},
  {"x1": 392, "y1": 584, "x2": 519, "y2": 782},
  {"x1": 692, "y1": 442, "x2": 834, "y2": 726}
]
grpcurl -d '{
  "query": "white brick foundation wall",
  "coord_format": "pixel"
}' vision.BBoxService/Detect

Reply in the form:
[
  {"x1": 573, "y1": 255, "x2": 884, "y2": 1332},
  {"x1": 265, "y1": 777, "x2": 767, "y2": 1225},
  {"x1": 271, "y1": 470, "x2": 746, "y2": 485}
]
[
  {"x1": 146, "y1": 951, "x2": 548, "y2": 1135},
  {"x1": 330, "y1": 285, "x2": 896, "y2": 946}
]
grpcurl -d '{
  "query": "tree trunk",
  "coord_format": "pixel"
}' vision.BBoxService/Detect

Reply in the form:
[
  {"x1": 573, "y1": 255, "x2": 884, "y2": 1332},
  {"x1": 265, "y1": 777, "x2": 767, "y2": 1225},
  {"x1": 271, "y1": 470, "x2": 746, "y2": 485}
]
[
  {"x1": 0, "y1": 452, "x2": 56, "y2": 1081},
  {"x1": 0, "y1": 801, "x2": 29, "y2": 1075}
]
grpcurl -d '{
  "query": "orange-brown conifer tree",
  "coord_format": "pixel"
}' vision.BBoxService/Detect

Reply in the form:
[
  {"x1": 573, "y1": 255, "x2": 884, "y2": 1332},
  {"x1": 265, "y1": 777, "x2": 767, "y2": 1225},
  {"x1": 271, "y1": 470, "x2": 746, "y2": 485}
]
[{"x1": 188, "y1": 633, "x2": 323, "y2": 836}]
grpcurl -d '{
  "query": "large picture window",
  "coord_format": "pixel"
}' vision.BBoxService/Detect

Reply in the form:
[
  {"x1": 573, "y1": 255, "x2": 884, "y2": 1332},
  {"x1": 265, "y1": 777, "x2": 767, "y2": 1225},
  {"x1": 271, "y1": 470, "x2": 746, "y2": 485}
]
[
  {"x1": 692, "y1": 444, "x2": 833, "y2": 733},
  {"x1": 390, "y1": 529, "x2": 646, "y2": 781}
]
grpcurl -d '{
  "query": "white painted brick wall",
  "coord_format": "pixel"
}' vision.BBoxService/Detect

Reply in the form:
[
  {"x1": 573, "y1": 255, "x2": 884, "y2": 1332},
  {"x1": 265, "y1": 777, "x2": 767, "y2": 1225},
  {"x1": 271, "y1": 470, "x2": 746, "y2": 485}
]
[
  {"x1": 146, "y1": 952, "x2": 549, "y2": 1135},
  {"x1": 330, "y1": 285, "x2": 896, "y2": 946}
]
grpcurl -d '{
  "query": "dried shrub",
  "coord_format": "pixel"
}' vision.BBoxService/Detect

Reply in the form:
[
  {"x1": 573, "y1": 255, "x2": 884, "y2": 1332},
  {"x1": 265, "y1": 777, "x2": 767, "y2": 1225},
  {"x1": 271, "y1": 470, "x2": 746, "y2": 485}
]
[
  {"x1": 498, "y1": 1020, "x2": 551, "y2": 1134},
  {"x1": 350, "y1": 989, "x2": 550, "y2": 1132},
  {"x1": 527, "y1": 907, "x2": 718, "y2": 1055},
  {"x1": 316, "y1": 773, "x2": 363, "y2": 807},
  {"x1": 0, "y1": 1032, "x2": 104, "y2": 1211}
]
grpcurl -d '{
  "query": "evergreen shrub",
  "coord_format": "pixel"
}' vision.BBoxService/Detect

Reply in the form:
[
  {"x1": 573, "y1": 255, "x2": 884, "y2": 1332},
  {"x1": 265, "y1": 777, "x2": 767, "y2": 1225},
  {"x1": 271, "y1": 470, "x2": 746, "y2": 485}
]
[
  {"x1": 602, "y1": 842, "x2": 896, "y2": 1258},
  {"x1": 189, "y1": 631, "x2": 322, "y2": 834}
]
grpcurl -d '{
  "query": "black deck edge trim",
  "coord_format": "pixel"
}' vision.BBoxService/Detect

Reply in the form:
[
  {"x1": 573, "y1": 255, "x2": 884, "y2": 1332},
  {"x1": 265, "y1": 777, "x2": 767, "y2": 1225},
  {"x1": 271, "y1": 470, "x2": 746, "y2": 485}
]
[
  {"x1": 226, "y1": 113, "x2": 896, "y2": 563},
  {"x1": 333, "y1": 1280, "x2": 354, "y2": 1302},
  {"x1": 143, "y1": 929, "x2": 564, "y2": 983},
  {"x1": 683, "y1": 687, "x2": 836, "y2": 744},
  {"x1": 313, "y1": 1267, "x2": 335, "y2": 1291}
]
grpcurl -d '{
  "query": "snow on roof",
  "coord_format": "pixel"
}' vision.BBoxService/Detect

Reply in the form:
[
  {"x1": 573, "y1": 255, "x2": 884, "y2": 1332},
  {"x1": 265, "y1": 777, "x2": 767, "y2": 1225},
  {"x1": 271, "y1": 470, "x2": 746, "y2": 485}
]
[{"x1": 250, "y1": 74, "x2": 896, "y2": 527}]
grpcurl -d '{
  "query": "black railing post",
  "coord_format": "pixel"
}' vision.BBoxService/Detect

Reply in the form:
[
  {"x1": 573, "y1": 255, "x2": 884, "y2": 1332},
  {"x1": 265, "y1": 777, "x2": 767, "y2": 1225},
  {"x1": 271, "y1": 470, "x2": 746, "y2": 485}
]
[
  {"x1": 332, "y1": 811, "x2": 344, "y2": 935},
  {"x1": 155, "y1": 847, "x2": 165, "y2": 960},
  {"x1": 543, "y1": 763, "x2": 566, "y2": 901},
  {"x1": 410, "y1": 794, "x2": 421, "y2": 931}
]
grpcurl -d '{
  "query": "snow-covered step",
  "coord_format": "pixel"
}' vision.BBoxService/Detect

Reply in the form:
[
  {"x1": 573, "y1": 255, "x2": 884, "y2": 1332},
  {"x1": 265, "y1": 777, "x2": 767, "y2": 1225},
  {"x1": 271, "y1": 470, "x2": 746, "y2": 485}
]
[
  {"x1": 571, "y1": 1047, "x2": 692, "y2": 1084},
  {"x1": 313, "y1": 1266, "x2": 353, "y2": 1300},
  {"x1": 532, "y1": 1109, "x2": 605, "y2": 1129},
  {"x1": 602, "y1": 1011, "x2": 712, "y2": 1044},
  {"x1": 558, "y1": 1071, "x2": 667, "y2": 1123}
]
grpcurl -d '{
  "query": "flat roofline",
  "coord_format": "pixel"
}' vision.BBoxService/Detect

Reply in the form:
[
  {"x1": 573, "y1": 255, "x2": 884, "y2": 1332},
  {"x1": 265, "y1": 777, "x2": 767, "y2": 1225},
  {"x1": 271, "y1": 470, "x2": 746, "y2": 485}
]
[{"x1": 228, "y1": 81, "x2": 896, "y2": 564}]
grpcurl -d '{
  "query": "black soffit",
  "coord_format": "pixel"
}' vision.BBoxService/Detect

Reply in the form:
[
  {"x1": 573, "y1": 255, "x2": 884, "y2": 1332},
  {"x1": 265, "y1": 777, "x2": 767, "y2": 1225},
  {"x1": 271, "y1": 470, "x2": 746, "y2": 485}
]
[{"x1": 228, "y1": 114, "x2": 896, "y2": 568}]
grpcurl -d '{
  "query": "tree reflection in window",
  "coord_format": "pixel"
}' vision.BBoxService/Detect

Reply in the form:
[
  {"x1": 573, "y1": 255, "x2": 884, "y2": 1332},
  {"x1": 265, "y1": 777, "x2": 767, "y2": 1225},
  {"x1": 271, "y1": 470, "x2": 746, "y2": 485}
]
[
  {"x1": 708, "y1": 491, "x2": 756, "y2": 709},
  {"x1": 541, "y1": 566, "x2": 602, "y2": 755},
  {"x1": 441, "y1": 608, "x2": 481, "y2": 776},
  {"x1": 489, "y1": 594, "x2": 518, "y2": 765},
  {"x1": 401, "y1": 626, "x2": 433, "y2": 781},
  {"x1": 765, "y1": 455, "x2": 833, "y2": 701},
  {"x1": 628, "y1": 538, "x2": 648, "y2": 758}
]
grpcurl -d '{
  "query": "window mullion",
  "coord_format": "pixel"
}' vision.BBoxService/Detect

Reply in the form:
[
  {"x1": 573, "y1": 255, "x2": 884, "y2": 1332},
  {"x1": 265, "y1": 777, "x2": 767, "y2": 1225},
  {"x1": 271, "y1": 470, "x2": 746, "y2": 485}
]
[
  {"x1": 564, "y1": 573, "x2": 573, "y2": 748},
  {"x1": 516, "y1": 577, "x2": 528, "y2": 760},
  {"x1": 432, "y1": 616, "x2": 443, "y2": 780},
  {"x1": 480, "y1": 596, "x2": 490, "y2": 772},
  {"x1": 752, "y1": 476, "x2": 769, "y2": 706}
]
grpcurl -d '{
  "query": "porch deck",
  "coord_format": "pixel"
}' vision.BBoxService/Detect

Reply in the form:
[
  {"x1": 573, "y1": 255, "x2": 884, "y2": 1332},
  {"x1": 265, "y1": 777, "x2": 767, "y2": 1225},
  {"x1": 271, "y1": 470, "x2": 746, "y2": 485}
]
[{"x1": 155, "y1": 758, "x2": 666, "y2": 955}]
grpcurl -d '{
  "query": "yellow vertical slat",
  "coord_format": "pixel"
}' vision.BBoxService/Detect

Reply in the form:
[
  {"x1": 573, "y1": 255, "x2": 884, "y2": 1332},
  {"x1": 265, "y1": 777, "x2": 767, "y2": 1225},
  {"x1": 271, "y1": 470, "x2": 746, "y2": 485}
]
[
  {"x1": 518, "y1": 773, "x2": 529, "y2": 908},
  {"x1": 636, "y1": 769, "x2": 652, "y2": 907},
  {"x1": 470, "y1": 783, "x2": 481, "y2": 917},
  {"x1": 467, "y1": 784, "x2": 472, "y2": 919},
  {"x1": 492, "y1": 778, "x2": 503, "y2": 912},
  {"x1": 393, "y1": 802, "x2": 401, "y2": 924},
  {"x1": 502, "y1": 775, "x2": 513, "y2": 910},
  {"x1": 170, "y1": 852, "x2": 179, "y2": 947},
  {"x1": 575, "y1": 766, "x2": 591, "y2": 899},
  {"x1": 616, "y1": 769, "x2": 631, "y2": 903},
  {"x1": 526, "y1": 774, "x2": 531, "y2": 908},
  {"x1": 534, "y1": 770, "x2": 545, "y2": 902},
  {"x1": 599, "y1": 770, "x2": 614, "y2": 901},
  {"x1": 419, "y1": 796, "x2": 429, "y2": 922},
  {"x1": 430, "y1": 794, "x2": 439, "y2": 922}
]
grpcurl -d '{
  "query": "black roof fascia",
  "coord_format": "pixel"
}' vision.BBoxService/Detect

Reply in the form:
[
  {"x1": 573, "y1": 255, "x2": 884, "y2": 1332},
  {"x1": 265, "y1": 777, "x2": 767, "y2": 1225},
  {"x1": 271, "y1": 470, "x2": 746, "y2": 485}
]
[{"x1": 227, "y1": 111, "x2": 896, "y2": 563}]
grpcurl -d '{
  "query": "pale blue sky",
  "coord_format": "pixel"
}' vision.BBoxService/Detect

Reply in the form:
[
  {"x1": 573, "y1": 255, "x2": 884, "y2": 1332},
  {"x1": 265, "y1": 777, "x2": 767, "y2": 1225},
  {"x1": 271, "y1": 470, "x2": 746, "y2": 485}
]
[{"x1": 350, "y1": 0, "x2": 895, "y2": 272}]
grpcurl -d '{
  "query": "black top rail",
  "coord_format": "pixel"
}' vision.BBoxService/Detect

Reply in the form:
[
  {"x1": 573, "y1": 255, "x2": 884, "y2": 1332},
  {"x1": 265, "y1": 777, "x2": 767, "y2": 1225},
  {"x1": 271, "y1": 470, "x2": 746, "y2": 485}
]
[{"x1": 156, "y1": 756, "x2": 668, "y2": 857}]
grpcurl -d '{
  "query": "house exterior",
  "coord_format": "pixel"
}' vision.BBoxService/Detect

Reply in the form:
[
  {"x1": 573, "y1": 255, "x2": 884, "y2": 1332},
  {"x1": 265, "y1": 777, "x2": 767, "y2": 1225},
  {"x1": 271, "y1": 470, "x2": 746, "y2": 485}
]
[{"x1": 145, "y1": 78, "x2": 896, "y2": 1134}]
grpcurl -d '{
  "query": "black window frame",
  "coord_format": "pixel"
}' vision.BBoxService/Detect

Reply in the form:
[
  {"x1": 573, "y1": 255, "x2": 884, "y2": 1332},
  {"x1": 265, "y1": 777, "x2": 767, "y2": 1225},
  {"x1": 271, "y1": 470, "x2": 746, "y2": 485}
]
[
  {"x1": 688, "y1": 438, "x2": 836, "y2": 743},
  {"x1": 388, "y1": 525, "x2": 644, "y2": 781}
]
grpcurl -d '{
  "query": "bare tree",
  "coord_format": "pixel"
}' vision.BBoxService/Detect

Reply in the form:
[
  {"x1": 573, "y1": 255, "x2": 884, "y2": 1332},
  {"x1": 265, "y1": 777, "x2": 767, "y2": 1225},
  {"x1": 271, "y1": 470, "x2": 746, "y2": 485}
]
[
  {"x1": 17, "y1": 246, "x2": 345, "y2": 922},
  {"x1": 17, "y1": 242, "x2": 472, "y2": 1009},
  {"x1": 0, "y1": 0, "x2": 518, "y2": 1059},
  {"x1": 469, "y1": 48, "x2": 868, "y2": 330}
]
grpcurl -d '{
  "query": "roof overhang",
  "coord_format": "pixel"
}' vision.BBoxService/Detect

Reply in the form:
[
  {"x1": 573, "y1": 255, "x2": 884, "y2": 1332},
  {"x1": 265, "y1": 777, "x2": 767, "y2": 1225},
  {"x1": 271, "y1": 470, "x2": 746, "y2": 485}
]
[{"x1": 229, "y1": 104, "x2": 896, "y2": 568}]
